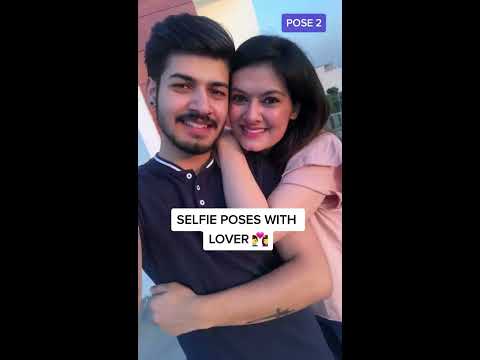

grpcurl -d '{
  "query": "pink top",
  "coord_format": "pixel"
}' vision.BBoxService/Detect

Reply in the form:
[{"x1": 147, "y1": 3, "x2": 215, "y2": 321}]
[{"x1": 281, "y1": 132, "x2": 342, "y2": 322}]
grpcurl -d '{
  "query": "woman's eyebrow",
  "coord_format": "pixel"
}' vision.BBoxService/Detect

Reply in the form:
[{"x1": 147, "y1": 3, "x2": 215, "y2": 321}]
[
  {"x1": 231, "y1": 88, "x2": 286, "y2": 97},
  {"x1": 231, "y1": 87, "x2": 246, "y2": 93},
  {"x1": 261, "y1": 90, "x2": 287, "y2": 97}
]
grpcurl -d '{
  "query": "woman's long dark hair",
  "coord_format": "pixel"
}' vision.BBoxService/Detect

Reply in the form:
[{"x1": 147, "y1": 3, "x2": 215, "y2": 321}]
[{"x1": 231, "y1": 35, "x2": 330, "y2": 170}]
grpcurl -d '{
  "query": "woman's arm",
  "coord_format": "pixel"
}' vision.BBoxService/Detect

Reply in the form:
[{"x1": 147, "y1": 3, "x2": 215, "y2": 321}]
[
  {"x1": 149, "y1": 221, "x2": 332, "y2": 335},
  {"x1": 267, "y1": 181, "x2": 326, "y2": 241},
  {"x1": 217, "y1": 132, "x2": 328, "y2": 242},
  {"x1": 198, "y1": 221, "x2": 332, "y2": 327},
  {"x1": 217, "y1": 131, "x2": 268, "y2": 208}
]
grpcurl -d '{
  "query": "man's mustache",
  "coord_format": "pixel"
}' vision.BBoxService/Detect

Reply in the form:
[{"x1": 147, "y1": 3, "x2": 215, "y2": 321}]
[{"x1": 176, "y1": 111, "x2": 217, "y2": 128}]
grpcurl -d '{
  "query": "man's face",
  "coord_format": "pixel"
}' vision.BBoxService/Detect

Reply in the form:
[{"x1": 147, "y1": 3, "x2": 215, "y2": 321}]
[{"x1": 149, "y1": 54, "x2": 229, "y2": 155}]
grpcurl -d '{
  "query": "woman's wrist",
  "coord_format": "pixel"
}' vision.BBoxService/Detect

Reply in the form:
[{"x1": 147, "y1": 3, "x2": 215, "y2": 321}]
[
  {"x1": 218, "y1": 143, "x2": 245, "y2": 163},
  {"x1": 195, "y1": 294, "x2": 218, "y2": 330}
]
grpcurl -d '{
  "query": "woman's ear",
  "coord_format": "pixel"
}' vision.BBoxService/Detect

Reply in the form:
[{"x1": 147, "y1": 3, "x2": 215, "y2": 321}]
[
  {"x1": 146, "y1": 77, "x2": 157, "y2": 107},
  {"x1": 290, "y1": 103, "x2": 301, "y2": 120}
]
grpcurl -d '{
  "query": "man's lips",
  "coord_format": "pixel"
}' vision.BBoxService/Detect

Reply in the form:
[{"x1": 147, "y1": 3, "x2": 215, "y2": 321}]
[
  {"x1": 176, "y1": 114, "x2": 218, "y2": 137},
  {"x1": 177, "y1": 113, "x2": 217, "y2": 129},
  {"x1": 183, "y1": 119, "x2": 210, "y2": 129}
]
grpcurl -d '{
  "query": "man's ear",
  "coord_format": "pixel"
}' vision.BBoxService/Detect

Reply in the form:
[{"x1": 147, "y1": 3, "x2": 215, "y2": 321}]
[
  {"x1": 290, "y1": 103, "x2": 301, "y2": 120},
  {"x1": 146, "y1": 77, "x2": 157, "y2": 107}
]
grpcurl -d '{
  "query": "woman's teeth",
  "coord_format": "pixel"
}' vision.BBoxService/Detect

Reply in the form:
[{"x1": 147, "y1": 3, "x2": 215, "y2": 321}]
[{"x1": 245, "y1": 128, "x2": 265, "y2": 134}]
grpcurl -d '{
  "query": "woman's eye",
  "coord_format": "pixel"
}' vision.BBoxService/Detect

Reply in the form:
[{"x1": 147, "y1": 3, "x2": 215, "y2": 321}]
[
  {"x1": 263, "y1": 97, "x2": 279, "y2": 105},
  {"x1": 231, "y1": 94, "x2": 247, "y2": 104}
]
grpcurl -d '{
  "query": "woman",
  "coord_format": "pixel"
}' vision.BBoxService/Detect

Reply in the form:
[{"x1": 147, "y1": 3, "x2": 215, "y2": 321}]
[{"x1": 218, "y1": 35, "x2": 342, "y2": 359}]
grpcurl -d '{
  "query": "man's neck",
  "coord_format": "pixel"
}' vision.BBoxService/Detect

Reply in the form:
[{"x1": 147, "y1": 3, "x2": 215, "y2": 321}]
[{"x1": 158, "y1": 139, "x2": 212, "y2": 174}]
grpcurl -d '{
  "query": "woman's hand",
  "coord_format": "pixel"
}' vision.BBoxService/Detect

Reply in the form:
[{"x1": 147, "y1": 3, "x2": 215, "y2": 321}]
[
  {"x1": 217, "y1": 127, "x2": 242, "y2": 153},
  {"x1": 216, "y1": 127, "x2": 244, "y2": 167},
  {"x1": 150, "y1": 282, "x2": 211, "y2": 336}
]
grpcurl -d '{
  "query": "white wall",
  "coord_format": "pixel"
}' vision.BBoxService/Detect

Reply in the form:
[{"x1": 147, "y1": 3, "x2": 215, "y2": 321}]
[
  {"x1": 138, "y1": 86, "x2": 161, "y2": 156},
  {"x1": 316, "y1": 67, "x2": 342, "y2": 92}
]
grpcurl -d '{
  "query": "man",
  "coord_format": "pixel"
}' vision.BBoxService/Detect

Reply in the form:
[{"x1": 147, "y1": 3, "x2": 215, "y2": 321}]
[{"x1": 138, "y1": 13, "x2": 333, "y2": 360}]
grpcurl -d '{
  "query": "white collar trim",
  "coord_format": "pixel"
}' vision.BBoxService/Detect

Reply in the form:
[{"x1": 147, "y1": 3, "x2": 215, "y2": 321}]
[
  {"x1": 153, "y1": 156, "x2": 214, "y2": 171},
  {"x1": 153, "y1": 156, "x2": 182, "y2": 172}
]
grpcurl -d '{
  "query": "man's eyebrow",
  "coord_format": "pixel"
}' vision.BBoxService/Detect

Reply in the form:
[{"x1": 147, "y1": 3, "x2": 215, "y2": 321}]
[
  {"x1": 168, "y1": 73, "x2": 194, "y2": 82},
  {"x1": 168, "y1": 74, "x2": 228, "y2": 88},
  {"x1": 210, "y1": 81, "x2": 228, "y2": 89}
]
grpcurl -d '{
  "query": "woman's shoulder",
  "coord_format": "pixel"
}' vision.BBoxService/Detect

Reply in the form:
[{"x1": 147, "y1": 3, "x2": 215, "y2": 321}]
[
  {"x1": 305, "y1": 131, "x2": 342, "y2": 162},
  {"x1": 284, "y1": 132, "x2": 342, "y2": 174}
]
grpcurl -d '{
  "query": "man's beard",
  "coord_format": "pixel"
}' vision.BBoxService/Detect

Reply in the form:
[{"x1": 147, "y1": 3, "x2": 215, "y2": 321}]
[{"x1": 157, "y1": 109, "x2": 225, "y2": 155}]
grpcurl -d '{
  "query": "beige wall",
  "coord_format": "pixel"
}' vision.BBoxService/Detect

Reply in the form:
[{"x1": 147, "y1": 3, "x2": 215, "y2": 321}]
[{"x1": 194, "y1": 0, "x2": 259, "y2": 48}]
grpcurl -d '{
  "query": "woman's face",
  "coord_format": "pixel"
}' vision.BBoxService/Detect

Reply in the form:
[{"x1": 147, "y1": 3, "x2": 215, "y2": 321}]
[{"x1": 229, "y1": 63, "x2": 299, "y2": 152}]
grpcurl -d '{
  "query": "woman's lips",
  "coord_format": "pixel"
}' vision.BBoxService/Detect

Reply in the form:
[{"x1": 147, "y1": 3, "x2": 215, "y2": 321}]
[{"x1": 241, "y1": 126, "x2": 267, "y2": 138}]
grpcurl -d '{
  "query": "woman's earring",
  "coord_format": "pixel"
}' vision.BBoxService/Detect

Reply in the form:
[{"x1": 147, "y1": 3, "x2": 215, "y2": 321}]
[{"x1": 291, "y1": 104, "x2": 301, "y2": 120}]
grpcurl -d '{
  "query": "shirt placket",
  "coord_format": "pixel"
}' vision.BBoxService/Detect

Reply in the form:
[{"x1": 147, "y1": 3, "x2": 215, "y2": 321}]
[{"x1": 185, "y1": 171, "x2": 206, "y2": 208}]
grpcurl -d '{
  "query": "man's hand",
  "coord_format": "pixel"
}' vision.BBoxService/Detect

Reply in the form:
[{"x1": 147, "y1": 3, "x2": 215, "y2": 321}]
[{"x1": 149, "y1": 282, "x2": 207, "y2": 336}]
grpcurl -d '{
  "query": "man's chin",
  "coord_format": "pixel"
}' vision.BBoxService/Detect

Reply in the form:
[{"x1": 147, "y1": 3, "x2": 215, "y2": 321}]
[
  {"x1": 174, "y1": 140, "x2": 215, "y2": 155},
  {"x1": 162, "y1": 126, "x2": 224, "y2": 155}
]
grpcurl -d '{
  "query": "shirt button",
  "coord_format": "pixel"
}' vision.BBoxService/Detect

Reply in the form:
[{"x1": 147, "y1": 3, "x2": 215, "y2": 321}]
[
  {"x1": 196, "y1": 185, "x2": 201, "y2": 191},
  {"x1": 186, "y1": 173, "x2": 193, "y2": 180},
  {"x1": 199, "y1": 200, "x2": 205, "y2": 206}
]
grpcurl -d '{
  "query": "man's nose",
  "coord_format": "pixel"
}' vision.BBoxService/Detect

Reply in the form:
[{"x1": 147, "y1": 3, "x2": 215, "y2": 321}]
[{"x1": 189, "y1": 88, "x2": 211, "y2": 115}]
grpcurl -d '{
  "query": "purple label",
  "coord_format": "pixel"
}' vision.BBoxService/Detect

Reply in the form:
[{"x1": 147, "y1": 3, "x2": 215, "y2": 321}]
[{"x1": 282, "y1": 14, "x2": 326, "y2": 32}]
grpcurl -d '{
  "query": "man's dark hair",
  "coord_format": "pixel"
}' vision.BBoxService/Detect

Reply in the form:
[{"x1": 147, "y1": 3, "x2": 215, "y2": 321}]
[{"x1": 145, "y1": 13, "x2": 235, "y2": 83}]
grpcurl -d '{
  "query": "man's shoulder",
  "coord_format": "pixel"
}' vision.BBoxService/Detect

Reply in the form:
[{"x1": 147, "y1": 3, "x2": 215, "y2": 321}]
[
  {"x1": 138, "y1": 159, "x2": 153, "y2": 178},
  {"x1": 138, "y1": 158, "x2": 167, "y2": 183},
  {"x1": 245, "y1": 152, "x2": 272, "y2": 170},
  {"x1": 246, "y1": 152, "x2": 281, "y2": 174},
  {"x1": 245, "y1": 153, "x2": 282, "y2": 196}
]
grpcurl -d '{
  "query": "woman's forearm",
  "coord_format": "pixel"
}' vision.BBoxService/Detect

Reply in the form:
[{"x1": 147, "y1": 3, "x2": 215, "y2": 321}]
[
  {"x1": 195, "y1": 224, "x2": 332, "y2": 328},
  {"x1": 218, "y1": 146, "x2": 268, "y2": 208},
  {"x1": 197, "y1": 251, "x2": 331, "y2": 327}
]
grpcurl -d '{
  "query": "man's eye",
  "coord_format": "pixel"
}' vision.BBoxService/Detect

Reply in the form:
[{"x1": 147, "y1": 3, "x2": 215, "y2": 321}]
[
  {"x1": 231, "y1": 94, "x2": 248, "y2": 104},
  {"x1": 262, "y1": 97, "x2": 279, "y2": 105},
  {"x1": 172, "y1": 83, "x2": 191, "y2": 90},
  {"x1": 211, "y1": 89, "x2": 227, "y2": 97}
]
